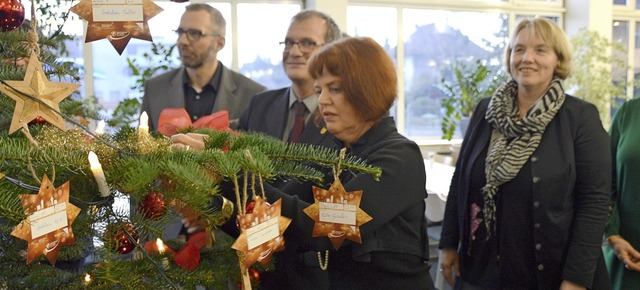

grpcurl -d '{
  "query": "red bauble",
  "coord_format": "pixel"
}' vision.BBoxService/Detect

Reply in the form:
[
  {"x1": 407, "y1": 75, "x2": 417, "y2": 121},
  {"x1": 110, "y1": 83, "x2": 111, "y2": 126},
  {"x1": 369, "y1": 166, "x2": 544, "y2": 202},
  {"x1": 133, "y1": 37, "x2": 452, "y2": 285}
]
[
  {"x1": 0, "y1": 0, "x2": 25, "y2": 32},
  {"x1": 245, "y1": 199, "x2": 270, "y2": 214},
  {"x1": 249, "y1": 267, "x2": 261, "y2": 282},
  {"x1": 138, "y1": 192, "x2": 167, "y2": 221},
  {"x1": 28, "y1": 116, "x2": 48, "y2": 126},
  {"x1": 245, "y1": 200, "x2": 256, "y2": 214},
  {"x1": 105, "y1": 222, "x2": 139, "y2": 254}
]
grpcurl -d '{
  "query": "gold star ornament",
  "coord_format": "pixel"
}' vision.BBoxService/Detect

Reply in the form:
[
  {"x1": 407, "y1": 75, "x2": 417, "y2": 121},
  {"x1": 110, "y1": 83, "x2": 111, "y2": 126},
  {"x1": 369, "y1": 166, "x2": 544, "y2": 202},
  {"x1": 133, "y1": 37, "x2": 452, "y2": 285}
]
[
  {"x1": 303, "y1": 179, "x2": 372, "y2": 249},
  {"x1": 70, "y1": 0, "x2": 163, "y2": 55},
  {"x1": 232, "y1": 198, "x2": 291, "y2": 268},
  {"x1": 0, "y1": 52, "x2": 79, "y2": 134},
  {"x1": 11, "y1": 175, "x2": 81, "y2": 265}
]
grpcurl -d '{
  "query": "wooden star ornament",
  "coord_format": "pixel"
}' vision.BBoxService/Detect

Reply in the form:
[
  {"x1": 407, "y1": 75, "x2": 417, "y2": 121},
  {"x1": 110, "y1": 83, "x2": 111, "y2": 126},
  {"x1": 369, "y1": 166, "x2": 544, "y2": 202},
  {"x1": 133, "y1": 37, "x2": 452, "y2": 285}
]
[
  {"x1": 11, "y1": 175, "x2": 81, "y2": 265},
  {"x1": 303, "y1": 179, "x2": 372, "y2": 249},
  {"x1": 70, "y1": 0, "x2": 163, "y2": 55},
  {"x1": 232, "y1": 198, "x2": 291, "y2": 268},
  {"x1": 0, "y1": 52, "x2": 79, "y2": 134}
]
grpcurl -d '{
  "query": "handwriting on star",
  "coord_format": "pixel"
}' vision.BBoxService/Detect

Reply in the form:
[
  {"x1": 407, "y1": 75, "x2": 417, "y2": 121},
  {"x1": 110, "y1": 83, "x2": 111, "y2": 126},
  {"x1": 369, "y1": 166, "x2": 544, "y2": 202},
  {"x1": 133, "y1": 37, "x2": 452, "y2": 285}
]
[
  {"x1": 11, "y1": 175, "x2": 81, "y2": 265},
  {"x1": 303, "y1": 179, "x2": 372, "y2": 249},
  {"x1": 232, "y1": 198, "x2": 291, "y2": 268}
]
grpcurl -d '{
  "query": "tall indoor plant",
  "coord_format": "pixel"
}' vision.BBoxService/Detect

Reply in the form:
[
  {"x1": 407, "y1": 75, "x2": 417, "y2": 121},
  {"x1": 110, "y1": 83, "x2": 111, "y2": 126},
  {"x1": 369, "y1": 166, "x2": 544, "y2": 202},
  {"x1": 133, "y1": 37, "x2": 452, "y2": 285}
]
[
  {"x1": 438, "y1": 59, "x2": 506, "y2": 140},
  {"x1": 564, "y1": 29, "x2": 628, "y2": 129}
]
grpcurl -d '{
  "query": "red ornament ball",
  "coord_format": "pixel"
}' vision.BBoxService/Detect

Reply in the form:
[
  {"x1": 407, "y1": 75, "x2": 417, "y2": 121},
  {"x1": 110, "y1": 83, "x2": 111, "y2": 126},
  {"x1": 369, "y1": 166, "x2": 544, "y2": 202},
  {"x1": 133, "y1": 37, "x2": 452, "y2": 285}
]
[
  {"x1": 28, "y1": 116, "x2": 48, "y2": 126},
  {"x1": 245, "y1": 200, "x2": 256, "y2": 214},
  {"x1": 138, "y1": 192, "x2": 167, "y2": 221},
  {"x1": 105, "y1": 222, "x2": 139, "y2": 254},
  {"x1": 0, "y1": 0, "x2": 25, "y2": 32},
  {"x1": 249, "y1": 267, "x2": 261, "y2": 282}
]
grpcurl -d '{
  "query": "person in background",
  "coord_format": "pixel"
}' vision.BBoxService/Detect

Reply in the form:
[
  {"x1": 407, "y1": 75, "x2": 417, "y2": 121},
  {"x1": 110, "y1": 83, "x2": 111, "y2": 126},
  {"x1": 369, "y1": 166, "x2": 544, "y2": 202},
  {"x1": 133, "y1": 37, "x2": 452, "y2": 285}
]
[
  {"x1": 605, "y1": 97, "x2": 640, "y2": 290},
  {"x1": 234, "y1": 9, "x2": 341, "y2": 290},
  {"x1": 238, "y1": 10, "x2": 340, "y2": 146},
  {"x1": 140, "y1": 3, "x2": 265, "y2": 132},
  {"x1": 438, "y1": 18, "x2": 611, "y2": 290}
]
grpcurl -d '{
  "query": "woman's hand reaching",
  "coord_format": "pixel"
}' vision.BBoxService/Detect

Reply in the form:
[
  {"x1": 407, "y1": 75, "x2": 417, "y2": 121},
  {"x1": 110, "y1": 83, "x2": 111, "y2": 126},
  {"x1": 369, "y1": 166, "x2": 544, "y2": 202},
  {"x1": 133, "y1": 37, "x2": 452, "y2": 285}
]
[{"x1": 170, "y1": 133, "x2": 208, "y2": 151}]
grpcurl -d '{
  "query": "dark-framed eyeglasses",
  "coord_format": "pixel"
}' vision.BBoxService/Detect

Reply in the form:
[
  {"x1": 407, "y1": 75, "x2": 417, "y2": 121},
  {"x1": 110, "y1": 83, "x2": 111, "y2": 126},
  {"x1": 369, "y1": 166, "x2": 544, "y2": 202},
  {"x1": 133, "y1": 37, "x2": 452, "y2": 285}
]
[
  {"x1": 279, "y1": 39, "x2": 324, "y2": 52},
  {"x1": 174, "y1": 28, "x2": 220, "y2": 42}
]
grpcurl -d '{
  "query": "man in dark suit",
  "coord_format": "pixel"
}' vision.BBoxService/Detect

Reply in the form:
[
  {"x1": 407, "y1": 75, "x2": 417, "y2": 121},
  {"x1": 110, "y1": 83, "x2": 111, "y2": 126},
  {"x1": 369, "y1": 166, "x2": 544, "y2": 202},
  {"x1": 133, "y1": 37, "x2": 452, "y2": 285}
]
[
  {"x1": 141, "y1": 3, "x2": 265, "y2": 131},
  {"x1": 238, "y1": 10, "x2": 341, "y2": 146},
  {"x1": 236, "y1": 10, "x2": 342, "y2": 290}
]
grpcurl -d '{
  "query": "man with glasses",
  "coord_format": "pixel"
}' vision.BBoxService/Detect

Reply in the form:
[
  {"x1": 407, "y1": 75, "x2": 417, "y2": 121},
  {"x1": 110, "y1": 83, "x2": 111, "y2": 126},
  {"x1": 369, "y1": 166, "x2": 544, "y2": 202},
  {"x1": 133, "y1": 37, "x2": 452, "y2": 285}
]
[
  {"x1": 141, "y1": 3, "x2": 265, "y2": 132},
  {"x1": 234, "y1": 9, "x2": 342, "y2": 290}
]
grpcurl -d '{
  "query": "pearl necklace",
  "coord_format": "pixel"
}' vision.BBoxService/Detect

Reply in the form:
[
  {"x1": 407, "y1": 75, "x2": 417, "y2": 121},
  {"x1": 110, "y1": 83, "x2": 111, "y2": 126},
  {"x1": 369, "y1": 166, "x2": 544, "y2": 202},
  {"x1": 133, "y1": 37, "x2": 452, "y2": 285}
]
[{"x1": 317, "y1": 250, "x2": 329, "y2": 270}]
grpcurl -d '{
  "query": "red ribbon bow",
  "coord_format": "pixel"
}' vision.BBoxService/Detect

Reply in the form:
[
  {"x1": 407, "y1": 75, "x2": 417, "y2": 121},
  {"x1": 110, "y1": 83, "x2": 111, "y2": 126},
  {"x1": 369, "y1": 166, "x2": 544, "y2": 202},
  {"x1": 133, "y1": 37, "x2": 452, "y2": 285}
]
[{"x1": 157, "y1": 108, "x2": 230, "y2": 136}]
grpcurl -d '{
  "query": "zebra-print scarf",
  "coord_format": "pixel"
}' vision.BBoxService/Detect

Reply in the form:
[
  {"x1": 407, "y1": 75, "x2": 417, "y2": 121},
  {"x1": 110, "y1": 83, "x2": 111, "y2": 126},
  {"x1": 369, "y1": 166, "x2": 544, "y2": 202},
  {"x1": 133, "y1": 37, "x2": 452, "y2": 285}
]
[{"x1": 482, "y1": 77, "x2": 565, "y2": 236}]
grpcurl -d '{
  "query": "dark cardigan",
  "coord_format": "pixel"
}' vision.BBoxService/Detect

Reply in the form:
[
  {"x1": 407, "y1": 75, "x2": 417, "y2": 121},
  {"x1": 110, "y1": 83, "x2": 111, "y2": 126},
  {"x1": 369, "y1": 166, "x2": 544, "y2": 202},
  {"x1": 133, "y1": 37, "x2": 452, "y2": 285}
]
[{"x1": 439, "y1": 96, "x2": 611, "y2": 289}]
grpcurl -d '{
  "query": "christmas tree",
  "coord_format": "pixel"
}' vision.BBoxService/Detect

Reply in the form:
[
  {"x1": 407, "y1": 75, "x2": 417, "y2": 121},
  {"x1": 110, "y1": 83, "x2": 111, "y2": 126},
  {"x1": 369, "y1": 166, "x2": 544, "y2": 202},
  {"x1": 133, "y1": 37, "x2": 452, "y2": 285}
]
[{"x1": 0, "y1": 1, "x2": 381, "y2": 289}]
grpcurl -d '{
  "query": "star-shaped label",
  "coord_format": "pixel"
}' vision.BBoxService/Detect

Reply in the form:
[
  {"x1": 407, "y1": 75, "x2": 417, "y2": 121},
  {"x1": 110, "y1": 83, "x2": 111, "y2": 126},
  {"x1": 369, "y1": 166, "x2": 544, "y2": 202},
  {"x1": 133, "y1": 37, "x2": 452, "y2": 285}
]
[
  {"x1": 0, "y1": 52, "x2": 79, "y2": 134},
  {"x1": 11, "y1": 175, "x2": 81, "y2": 265},
  {"x1": 232, "y1": 198, "x2": 291, "y2": 268},
  {"x1": 303, "y1": 179, "x2": 372, "y2": 249},
  {"x1": 70, "y1": 0, "x2": 163, "y2": 55}
]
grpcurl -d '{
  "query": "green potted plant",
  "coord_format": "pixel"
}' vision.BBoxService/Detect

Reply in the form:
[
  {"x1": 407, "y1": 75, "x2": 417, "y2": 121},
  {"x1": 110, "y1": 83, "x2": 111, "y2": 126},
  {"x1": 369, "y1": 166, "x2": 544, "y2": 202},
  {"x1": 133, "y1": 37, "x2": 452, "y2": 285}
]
[
  {"x1": 438, "y1": 59, "x2": 506, "y2": 140},
  {"x1": 564, "y1": 29, "x2": 628, "y2": 128}
]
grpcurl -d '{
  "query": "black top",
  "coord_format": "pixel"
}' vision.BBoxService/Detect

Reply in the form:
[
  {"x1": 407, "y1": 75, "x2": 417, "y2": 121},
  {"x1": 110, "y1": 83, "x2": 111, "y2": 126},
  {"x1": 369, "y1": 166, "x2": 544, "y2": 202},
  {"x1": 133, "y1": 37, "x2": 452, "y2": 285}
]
[
  {"x1": 463, "y1": 145, "x2": 537, "y2": 289},
  {"x1": 182, "y1": 62, "x2": 222, "y2": 121},
  {"x1": 264, "y1": 117, "x2": 434, "y2": 290}
]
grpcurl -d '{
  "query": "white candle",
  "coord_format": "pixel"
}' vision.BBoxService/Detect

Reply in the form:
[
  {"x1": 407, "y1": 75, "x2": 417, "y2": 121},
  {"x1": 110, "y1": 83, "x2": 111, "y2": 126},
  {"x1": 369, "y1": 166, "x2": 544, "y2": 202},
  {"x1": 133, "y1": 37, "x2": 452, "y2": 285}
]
[
  {"x1": 156, "y1": 238, "x2": 165, "y2": 254},
  {"x1": 156, "y1": 238, "x2": 169, "y2": 269},
  {"x1": 138, "y1": 111, "x2": 149, "y2": 137},
  {"x1": 95, "y1": 120, "x2": 106, "y2": 136},
  {"x1": 84, "y1": 273, "x2": 92, "y2": 285},
  {"x1": 88, "y1": 151, "x2": 110, "y2": 197}
]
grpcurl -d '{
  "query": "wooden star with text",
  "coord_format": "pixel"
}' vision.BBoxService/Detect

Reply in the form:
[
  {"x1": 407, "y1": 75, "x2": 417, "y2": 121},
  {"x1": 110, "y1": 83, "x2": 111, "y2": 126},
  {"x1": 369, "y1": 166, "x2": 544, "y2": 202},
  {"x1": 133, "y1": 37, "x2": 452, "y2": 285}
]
[
  {"x1": 11, "y1": 175, "x2": 81, "y2": 265},
  {"x1": 232, "y1": 198, "x2": 291, "y2": 268},
  {"x1": 70, "y1": 0, "x2": 163, "y2": 54},
  {"x1": 303, "y1": 179, "x2": 372, "y2": 249},
  {"x1": 0, "y1": 52, "x2": 79, "y2": 134}
]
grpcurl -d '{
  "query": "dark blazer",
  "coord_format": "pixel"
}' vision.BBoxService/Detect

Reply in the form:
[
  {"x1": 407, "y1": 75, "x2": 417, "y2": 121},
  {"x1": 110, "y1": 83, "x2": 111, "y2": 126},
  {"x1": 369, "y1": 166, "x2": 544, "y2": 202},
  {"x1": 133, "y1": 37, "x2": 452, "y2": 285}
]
[
  {"x1": 140, "y1": 63, "x2": 266, "y2": 131},
  {"x1": 439, "y1": 96, "x2": 611, "y2": 289},
  {"x1": 238, "y1": 87, "x2": 333, "y2": 147}
]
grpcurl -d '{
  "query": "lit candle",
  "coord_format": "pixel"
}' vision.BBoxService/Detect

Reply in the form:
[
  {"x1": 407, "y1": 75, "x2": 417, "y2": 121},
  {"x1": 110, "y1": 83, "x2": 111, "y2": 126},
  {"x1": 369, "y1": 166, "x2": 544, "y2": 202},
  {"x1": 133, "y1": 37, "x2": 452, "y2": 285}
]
[
  {"x1": 95, "y1": 120, "x2": 106, "y2": 136},
  {"x1": 84, "y1": 273, "x2": 92, "y2": 285},
  {"x1": 156, "y1": 238, "x2": 169, "y2": 269},
  {"x1": 88, "y1": 151, "x2": 110, "y2": 197},
  {"x1": 156, "y1": 238, "x2": 165, "y2": 254},
  {"x1": 138, "y1": 111, "x2": 149, "y2": 137}
]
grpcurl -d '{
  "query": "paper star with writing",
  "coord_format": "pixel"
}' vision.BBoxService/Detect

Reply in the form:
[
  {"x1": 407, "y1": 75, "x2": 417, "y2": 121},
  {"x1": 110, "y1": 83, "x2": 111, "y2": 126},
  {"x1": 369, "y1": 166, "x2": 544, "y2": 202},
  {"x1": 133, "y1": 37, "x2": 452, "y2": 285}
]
[
  {"x1": 11, "y1": 175, "x2": 81, "y2": 265},
  {"x1": 303, "y1": 179, "x2": 372, "y2": 249},
  {"x1": 232, "y1": 198, "x2": 291, "y2": 268},
  {"x1": 70, "y1": 0, "x2": 163, "y2": 55},
  {"x1": 0, "y1": 52, "x2": 79, "y2": 134}
]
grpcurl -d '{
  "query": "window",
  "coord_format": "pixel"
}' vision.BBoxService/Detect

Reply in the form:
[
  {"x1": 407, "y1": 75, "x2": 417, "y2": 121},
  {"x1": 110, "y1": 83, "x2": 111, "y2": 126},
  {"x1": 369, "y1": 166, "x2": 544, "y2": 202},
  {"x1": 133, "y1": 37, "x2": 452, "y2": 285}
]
[
  {"x1": 86, "y1": 1, "x2": 300, "y2": 117},
  {"x1": 348, "y1": 5, "x2": 516, "y2": 139},
  {"x1": 613, "y1": 1, "x2": 640, "y2": 116},
  {"x1": 237, "y1": 3, "x2": 301, "y2": 89},
  {"x1": 62, "y1": 0, "x2": 620, "y2": 140}
]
